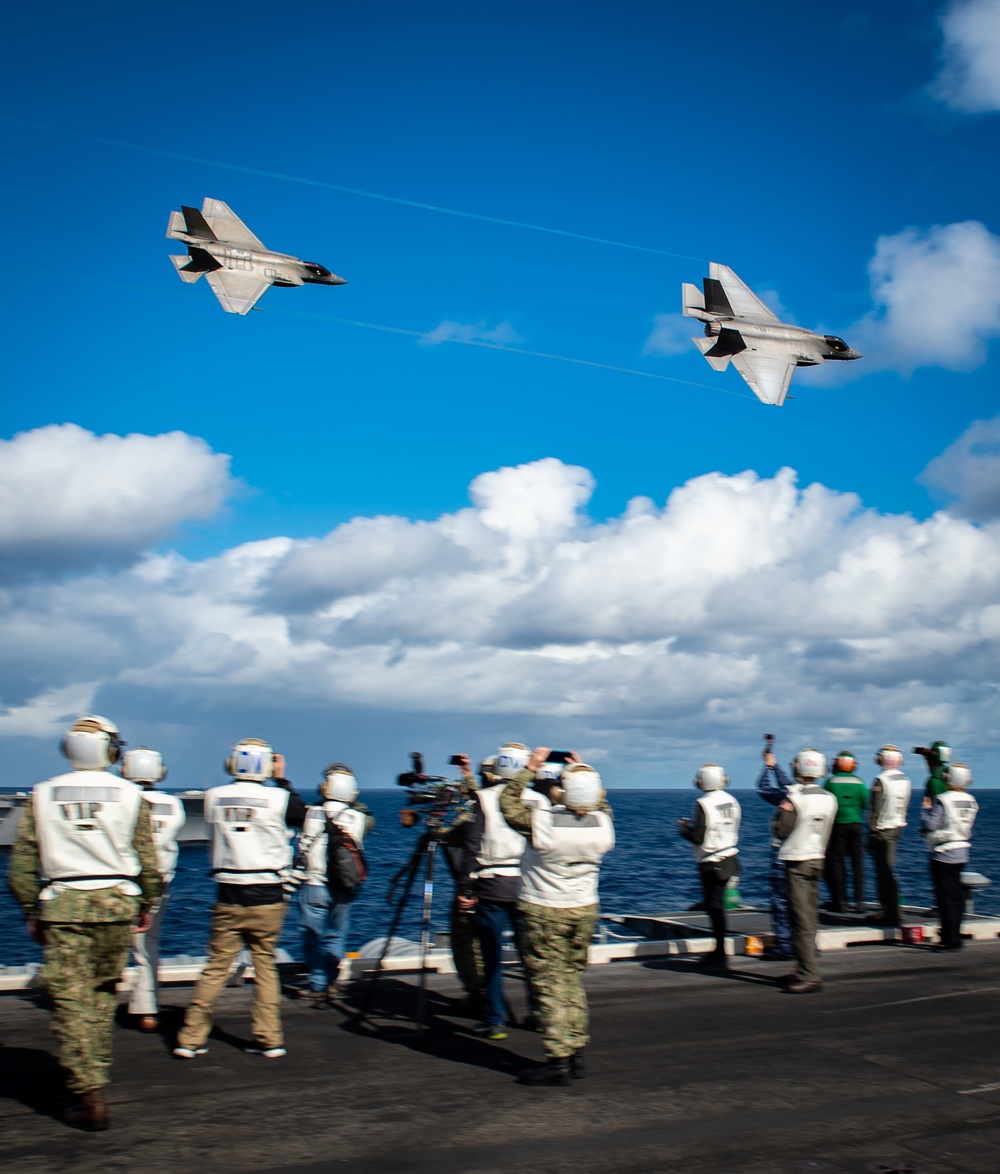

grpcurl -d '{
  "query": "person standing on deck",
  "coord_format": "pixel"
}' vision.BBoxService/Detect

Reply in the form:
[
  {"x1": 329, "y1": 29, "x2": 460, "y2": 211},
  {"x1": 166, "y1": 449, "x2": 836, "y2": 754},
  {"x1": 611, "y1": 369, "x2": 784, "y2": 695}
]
[
  {"x1": 921, "y1": 762, "x2": 977, "y2": 952},
  {"x1": 122, "y1": 747, "x2": 185, "y2": 1032},
  {"x1": 8, "y1": 715, "x2": 162, "y2": 1131},
  {"x1": 772, "y1": 749, "x2": 837, "y2": 994},
  {"x1": 823, "y1": 752, "x2": 867, "y2": 913},
  {"x1": 867, "y1": 745, "x2": 911, "y2": 927},
  {"x1": 757, "y1": 748, "x2": 795, "y2": 959},
  {"x1": 678, "y1": 764, "x2": 741, "y2": 971},
  {"x1": 500, "y1": 748, "x2": 615, "y2": 1086},
  {"x1": 173, "y1": 738, "x2": 304, "y2": 1060}
]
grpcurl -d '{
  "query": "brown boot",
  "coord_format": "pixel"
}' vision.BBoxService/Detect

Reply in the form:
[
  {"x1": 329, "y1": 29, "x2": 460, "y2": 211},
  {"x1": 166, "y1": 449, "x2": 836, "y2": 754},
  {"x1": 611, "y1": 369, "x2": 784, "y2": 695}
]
[{"x1": 64, "y1": 1088, "x2": 110, "y2": 1131}]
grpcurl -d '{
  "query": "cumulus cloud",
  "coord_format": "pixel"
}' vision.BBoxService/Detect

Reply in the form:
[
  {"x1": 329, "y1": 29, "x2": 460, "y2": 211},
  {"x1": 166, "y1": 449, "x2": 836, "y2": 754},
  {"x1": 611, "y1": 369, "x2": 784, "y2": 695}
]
[
  {"x1": 848, "y1": 221, "x2": 1000, "y2": 373},
  {"x1": 0, "y1": 682, "x2": 99, "y2": 738},
  {"x1": 932, "y1": 0, "x2": 1000, "y2": 112},
  {"x1": 0, "y1": 424, "x2": 236, "y2": 577},
  {"x1": 3, "y1": 451, "x2": 1000, "y2": 786},
  {"x1": 921, "y1": 413, "x2": 1000, "y2": 520},
  {"x1": 419, "y1": 319, "x2": 523, "y2": 347},
  {"x1": 642, "y1": 314, "x2": 692, "y2": 357}
]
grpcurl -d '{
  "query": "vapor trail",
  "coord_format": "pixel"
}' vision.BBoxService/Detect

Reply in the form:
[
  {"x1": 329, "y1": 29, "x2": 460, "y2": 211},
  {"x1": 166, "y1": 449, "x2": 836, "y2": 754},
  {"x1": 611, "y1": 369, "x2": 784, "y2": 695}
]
[{"x1": 0, "y1": 114, "x2": 705, "y2": 262}]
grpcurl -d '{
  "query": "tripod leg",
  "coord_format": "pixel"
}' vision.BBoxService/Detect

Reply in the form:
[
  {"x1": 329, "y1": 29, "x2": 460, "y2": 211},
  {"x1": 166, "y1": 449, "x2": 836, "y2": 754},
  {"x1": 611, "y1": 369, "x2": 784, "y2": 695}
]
[
  {"x1": 415, "y1": 837, "x2": 438, "y2": 1034},
  {"x1": 355, "y1": 834, "x2": 428, "y2": 1025}
]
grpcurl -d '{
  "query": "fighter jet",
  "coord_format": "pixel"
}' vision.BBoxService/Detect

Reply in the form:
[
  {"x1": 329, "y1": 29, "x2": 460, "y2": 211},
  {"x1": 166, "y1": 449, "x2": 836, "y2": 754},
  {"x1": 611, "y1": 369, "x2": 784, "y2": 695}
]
[
  {"x1": 682, "y1": 263, "x2": 861, "y2": 405},
  {"x1": 166, "y1": 198, "x2": 346, "y2": 314}
]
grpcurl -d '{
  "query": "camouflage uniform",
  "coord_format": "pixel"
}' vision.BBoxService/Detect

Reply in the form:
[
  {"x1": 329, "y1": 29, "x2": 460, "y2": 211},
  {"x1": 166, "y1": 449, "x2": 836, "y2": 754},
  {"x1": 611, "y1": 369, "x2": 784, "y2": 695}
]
[
  {"x1": 443, "y1": 778, "x2": 484, "y2": 995},
  {"x1": 501, "y1": 774, "x2": 613, "y2": 1060},
  {"x1": 8, "y1": 799, "x2": 161, "y2": 1095}
]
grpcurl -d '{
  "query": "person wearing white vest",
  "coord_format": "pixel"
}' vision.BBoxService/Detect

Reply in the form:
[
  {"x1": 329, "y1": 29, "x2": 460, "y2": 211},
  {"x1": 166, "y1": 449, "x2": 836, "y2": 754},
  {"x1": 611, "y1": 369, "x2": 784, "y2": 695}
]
[
  {"x1": 120, "y1": 747, "x2": 186, "y2": 1032},
  {"x1": 921, "y1": 762, "x2": 977, "y2": 951},
  {"x1": 500, "y1": 747, "x2": 615, "y2": 1087},
  {"x1": 456, "y1": 743, "x2": 540, "y2": 1039},
  {"x1": 772, "y1": 748, "x2": 837, "y2": 993},
  {"x1": 678, "y1": 764, "x2": 741, "y2": 970},
  {"x1": 296, "y1": 763, "x2": 374, "y2": 1003},
  {"x1": 174, "y1": 738, "x2": 305, "y2": 1060},
  {"x1": 867, "y1": 745, "x2": 911, "y2": 927},
  {"x1": 8, "y1": 716, "x2": 162, "y2": 1131}
]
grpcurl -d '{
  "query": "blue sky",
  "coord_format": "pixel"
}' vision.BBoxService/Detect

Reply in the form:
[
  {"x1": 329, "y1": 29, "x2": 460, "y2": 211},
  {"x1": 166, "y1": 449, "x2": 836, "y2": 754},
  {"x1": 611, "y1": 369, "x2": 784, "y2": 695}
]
[{"x1": 2, "y1": 0, "x2": 999, "y2": 789}]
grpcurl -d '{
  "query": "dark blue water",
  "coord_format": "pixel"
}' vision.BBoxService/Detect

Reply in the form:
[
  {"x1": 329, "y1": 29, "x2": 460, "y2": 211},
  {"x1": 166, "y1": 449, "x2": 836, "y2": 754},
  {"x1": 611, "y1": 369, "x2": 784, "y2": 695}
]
[{"x1": 4, "y1": 789, "x2": 1000, "y2": 969}]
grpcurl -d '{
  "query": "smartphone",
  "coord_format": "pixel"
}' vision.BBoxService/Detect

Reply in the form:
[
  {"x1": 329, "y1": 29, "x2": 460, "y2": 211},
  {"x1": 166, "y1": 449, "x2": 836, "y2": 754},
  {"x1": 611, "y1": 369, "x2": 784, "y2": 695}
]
[
  {"x1": 449, "y1": 754, "x2": 465, "y2": 766},
  {"x1": 546, "y1": 750, "x2": 573, "y2": 763}
]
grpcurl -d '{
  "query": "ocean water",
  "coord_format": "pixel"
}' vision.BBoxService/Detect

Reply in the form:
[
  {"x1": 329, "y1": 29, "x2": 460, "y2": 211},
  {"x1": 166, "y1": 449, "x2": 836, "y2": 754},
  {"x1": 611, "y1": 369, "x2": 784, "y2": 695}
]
[{"x1": 3, "y1": 788, "x2": 1000, "y2": 970}]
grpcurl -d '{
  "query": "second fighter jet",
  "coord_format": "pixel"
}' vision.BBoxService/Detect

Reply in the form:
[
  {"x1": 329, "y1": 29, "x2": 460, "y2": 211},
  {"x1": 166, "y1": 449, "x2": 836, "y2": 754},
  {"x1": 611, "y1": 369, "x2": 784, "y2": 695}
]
[{"x1": 682, "y1": 263, "x2": 861, "y2": 405}]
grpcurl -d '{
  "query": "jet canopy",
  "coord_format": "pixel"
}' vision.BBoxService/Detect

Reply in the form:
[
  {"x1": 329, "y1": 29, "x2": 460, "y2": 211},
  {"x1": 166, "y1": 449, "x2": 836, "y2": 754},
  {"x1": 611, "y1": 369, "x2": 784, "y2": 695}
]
[
  {"x1": 303, "y1": 262, "x2": 332, "y2": 277},
  {"x1": 823, "y1": 335, "x2": 851, "y2": 353}
]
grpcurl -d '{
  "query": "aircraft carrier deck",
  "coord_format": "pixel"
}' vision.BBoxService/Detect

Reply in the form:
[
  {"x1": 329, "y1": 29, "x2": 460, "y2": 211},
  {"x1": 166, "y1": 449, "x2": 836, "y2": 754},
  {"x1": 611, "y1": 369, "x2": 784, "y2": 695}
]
[{"x1": 3, "y1": 924, "x2": 1000, "y2": 1173}]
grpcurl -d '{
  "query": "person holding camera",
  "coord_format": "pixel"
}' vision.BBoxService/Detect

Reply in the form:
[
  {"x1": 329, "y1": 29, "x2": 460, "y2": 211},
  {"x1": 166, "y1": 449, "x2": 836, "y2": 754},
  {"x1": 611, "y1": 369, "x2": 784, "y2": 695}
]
[
  {"x1": 678, "y1": 764, "x2": 741, "y2": 970},
  {"x1": 921, "y1": 762, "x2": 977, "y2": 951},
  {"x1": 296, "y1": 763, "x2": 374, "y2": 1005},
  {"x1": 822, "y1": 751, "x2": 868, "y2": 913},
  {"x1": 174, "y1": 738, "x2": 304, "y2": 1060},
  {"x1": 500, "y1": 747, "x2": 615, "y2": 1086},
  {"x1": 757, "y1": 746, "x2": 795, "y2": 959},
  {"x1": 915, "y1": 741, "x2": 953, "y2": 799},
  {"x1": 456, "y1": 743, "x2": 541, "y2": 1039},
  {"x1": 867, "y1": 745, "x2": 911, "y2": 927},
  {"x1": 772, "y1": 749, "x2": 837, "y2": 993},
  {"x1": 8, "y1": 716, "x2": 162, "y2": 1131}
]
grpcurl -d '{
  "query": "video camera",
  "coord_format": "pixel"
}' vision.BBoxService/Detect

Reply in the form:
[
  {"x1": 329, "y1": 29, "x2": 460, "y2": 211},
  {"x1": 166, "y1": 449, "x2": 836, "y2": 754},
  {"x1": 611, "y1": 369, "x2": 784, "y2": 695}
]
[{"x1": 396, "y1": 752, "x2": 465, "y2": 830}]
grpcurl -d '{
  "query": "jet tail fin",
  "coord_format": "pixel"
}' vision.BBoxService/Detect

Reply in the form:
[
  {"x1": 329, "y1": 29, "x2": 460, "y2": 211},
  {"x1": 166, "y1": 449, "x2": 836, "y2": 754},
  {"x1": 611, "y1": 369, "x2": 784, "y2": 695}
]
[
  {"x1": 166, "y1": 210, "x2": 187, "y2": 240},
  {"x1": 170, "y1": 246, "x2": 222, "y2": 284},
  {"x1": 170, "y1": 255, "x2": 203, "y2": 283},
  {"x1": 693, "y1": 336, "x2": 731, "y2": 371},
  {"x1": 682, "y1": 282, "x2": 706, "y2": 318},
  {"x1": 181, "y1": 205, "x2": 218, "y2": 240}
]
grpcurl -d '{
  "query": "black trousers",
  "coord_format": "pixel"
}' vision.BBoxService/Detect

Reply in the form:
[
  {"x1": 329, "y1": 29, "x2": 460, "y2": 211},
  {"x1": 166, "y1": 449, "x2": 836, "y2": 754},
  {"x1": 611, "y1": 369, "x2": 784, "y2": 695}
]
[
  {"x1": 868, "y1": 828, "x2": 902, "y2": 923},
  {"x1": 825, "y1": 824, "x2": 864, "y2": 910},
  {"x1": 698, "y1": 860, "x2": 733, "y2": 957},
  {"x1": 930, "y1": 858, "x2": 966, "y2": 948}
]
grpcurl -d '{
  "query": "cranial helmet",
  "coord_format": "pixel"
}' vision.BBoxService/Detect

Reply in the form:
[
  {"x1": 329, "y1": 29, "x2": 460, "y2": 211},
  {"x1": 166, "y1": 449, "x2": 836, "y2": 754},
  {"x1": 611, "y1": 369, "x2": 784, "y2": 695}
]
[
  {"x1": 478, "y1": 754, "x2": 498, "y2": 784},
  {"x1": 833, "y1": 751, "x2": 857, "y2": 774},
  {"x1": 875, "y1": 744, "x2": 904, "y2": 770},
  {"x1": 694, "y1": 763, "x2": 729, "y2": 791},
  {"x1": 493, "y1": 743, "x2": 531, "y2": 780},
  {"x1": 534, "y1": 760, "x2": 565, "y2": 784},
  {"x1": 944, "y1": 762, "x2": 973, "y2": 790},
  {"x1": 322, "y1": 762, "x2": 358, "y2": 803},
  {"x1": 558, "y1": 763, "x2": 604, "y2": 812},
  {"x1": 61, "y1": 715, "x2": 124, "y2": 771},
  {"x1": 120, "y1": 746, "x2": 167, "y2": 784},
  {"x1": 792, "y1": 748, "x2": 827, "y2": 781},
  {"x1": 932, "y1": 740, "x2": 953, "y2": 765},
  {"x1": 225, "y1": 738, "x2": 275, "y2": 782}
]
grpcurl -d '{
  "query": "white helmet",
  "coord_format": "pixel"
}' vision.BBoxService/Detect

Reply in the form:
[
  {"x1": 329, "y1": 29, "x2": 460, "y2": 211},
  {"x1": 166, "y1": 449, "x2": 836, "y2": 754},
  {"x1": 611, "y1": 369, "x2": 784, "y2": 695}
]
[
  {"x1": 694, "y1": 763, "x2": 728, "y2": 791},
  {"x1": 534, "y1": 760, "x2": 565, "y2": 783},
  {"x1": 225, "y1": 738, "x2": 275, "y2": 782},
  {"x1": 559, "y1": 763, "x2": 604, "y2": 812},
  {"x1": 875, "y1": 744, "x2": 904, "y2": 770},
  {"x1": 494, "y1": 743, "x2": 531, "y2": 779},
  {"x1": 944, "y1": 762, "x2": 973, "y2": 789},
  {"x1": 120, "y1": 746, "x2": 167, "y2": 784},
  {"x1": 322, "y1": 762, "x2": 358, "y2": 803},
  {"x1": 61, "y1": 715, "x2": 124, "y2": 771},
  {"x1": 792, "y1": 748, "x2": 826, "y2": 781}
]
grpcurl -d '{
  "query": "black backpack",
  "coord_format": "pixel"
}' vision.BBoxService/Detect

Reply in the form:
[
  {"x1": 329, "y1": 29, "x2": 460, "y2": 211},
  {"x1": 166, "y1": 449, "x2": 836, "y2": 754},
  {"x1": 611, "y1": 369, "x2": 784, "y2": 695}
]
[{"x1": 325, "y1": 815, "x2": 368, "y2": 894}]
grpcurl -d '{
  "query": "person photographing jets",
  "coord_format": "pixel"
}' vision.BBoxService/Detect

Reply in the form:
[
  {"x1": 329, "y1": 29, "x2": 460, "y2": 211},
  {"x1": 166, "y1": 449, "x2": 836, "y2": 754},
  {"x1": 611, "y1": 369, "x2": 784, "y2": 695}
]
[
  {"x1": 921, "y1": 762, "x2": 977, "y2": 952},
  {"x1": 174, "y1": 738, "x2": 304, "y2": 1060}
]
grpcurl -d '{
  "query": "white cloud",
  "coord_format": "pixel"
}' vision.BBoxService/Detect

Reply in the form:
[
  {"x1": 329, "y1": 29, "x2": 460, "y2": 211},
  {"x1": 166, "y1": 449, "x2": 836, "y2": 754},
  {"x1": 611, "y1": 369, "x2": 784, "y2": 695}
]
[
  {"x1": 642, "y1": 313, "x2": 692, "y2": 357},
  {"x1": 849, "y1": 221, "x2": 1000, "y2": 373},
  {"x1": 0, "y1": 682, "x2": 99, "y2": 738},
  {"x1": 0, "y1": 424, "x2": 236, "y2": 576},
  {"x1": 3, "y1": 451, "x2": 1000, "y2": 786},
  {"x1": 921, "y1": 413, "x2": 1000, "y2": 520},
  {"x1": 419, "y1": 319, "x2": 523, "y2": 347},
  {"x1": 932, "y1": 0, "x2": 1000, "y2": 112}
]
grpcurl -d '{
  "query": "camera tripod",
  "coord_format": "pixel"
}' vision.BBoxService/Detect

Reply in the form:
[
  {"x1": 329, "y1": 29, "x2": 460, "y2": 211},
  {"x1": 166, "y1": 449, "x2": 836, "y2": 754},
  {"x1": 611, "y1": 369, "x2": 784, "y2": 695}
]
[{"x1": 355, "y1": 821, "x2": 456, "y2": 1035}]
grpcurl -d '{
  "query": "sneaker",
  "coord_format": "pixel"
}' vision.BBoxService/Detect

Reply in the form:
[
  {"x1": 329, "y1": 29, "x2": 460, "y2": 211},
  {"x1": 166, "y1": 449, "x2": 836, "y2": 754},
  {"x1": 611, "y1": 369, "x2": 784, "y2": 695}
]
[
  {"x1": 245, "y1": 1045, "x2": 287, "y2": 1058},
  {"x1": 172, "y1": 1046, "x2": 208, "y2": 1059},
  {"x1": 473, "y1": 1023, "x2": 508, "y2": 1040}
]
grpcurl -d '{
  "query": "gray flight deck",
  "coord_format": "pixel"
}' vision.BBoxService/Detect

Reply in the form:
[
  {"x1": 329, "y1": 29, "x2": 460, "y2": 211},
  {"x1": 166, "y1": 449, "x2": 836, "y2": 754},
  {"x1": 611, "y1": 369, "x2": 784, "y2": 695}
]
[{"x1": 4, "y1": 932, "x2": 1000, "y2": 1173}]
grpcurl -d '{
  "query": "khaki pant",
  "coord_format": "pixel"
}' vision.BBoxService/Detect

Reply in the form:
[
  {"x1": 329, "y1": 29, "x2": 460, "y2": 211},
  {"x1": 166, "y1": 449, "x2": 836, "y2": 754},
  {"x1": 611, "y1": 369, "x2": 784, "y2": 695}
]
[
  {"x1": 177, "y1": 902, "x2": 286, "y2": 1050},
  {"x1": 786, "y1": 861, "x2": 824, "y2": 983}
]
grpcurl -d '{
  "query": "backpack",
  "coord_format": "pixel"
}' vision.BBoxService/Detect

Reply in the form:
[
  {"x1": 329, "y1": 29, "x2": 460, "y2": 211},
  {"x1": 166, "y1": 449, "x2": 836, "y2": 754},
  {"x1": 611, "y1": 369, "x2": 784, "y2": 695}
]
[{"x1": 325, "y1": 814, "x2": 368, "y2": 894}]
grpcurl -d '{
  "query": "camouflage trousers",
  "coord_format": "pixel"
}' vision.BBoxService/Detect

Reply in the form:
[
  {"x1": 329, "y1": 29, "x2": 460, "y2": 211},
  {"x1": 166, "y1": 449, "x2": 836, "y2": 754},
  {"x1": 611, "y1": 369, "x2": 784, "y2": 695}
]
[
  {"x1": 450, "y1": 897, "x2": 484, "y2": 995},
  {"x1": 520, "y1": 901, "x2": 599, "y2": 1059},
  {"x1": 42, "y1": 920, "x2": 134, "y2": 1094}
]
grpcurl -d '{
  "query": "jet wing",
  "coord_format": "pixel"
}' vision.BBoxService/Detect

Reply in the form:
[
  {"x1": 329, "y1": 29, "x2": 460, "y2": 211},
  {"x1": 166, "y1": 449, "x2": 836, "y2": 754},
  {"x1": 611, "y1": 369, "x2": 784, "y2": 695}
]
[
  {"x1": 201, "y1": 198, "x2": 268, "y2": 250},
  {"x1": 710, "y1": 263, "x2": 780, "y2": 322},
  {"x1": 731, "y1": 351, "x2": 796, "y2": 406},
  {"x1": 205, "y1": 269, "x2": 273, "y2": 315}
]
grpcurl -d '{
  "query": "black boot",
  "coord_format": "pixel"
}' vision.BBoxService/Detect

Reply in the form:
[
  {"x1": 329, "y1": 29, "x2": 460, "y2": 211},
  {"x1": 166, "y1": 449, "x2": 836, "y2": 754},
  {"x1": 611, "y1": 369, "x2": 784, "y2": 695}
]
[
  {"x1": 570, "y1": 1049, "x2": 586, "y2": 1079},
  {"x1": 518, "y1": 1057, "x2": 572, "y2": 1086}
]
